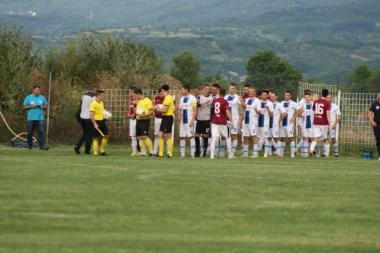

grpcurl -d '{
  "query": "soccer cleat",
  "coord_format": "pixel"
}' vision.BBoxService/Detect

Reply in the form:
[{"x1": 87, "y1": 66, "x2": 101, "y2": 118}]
[
  {"x1": 309, "y1": 152, "x2": 313, "y2": 158},
  {"x1": 140, "y1": 153, "x2": 147, "y2": 157},
  {"x1": 74, "y1": 147, "x2": 80, "y2": 154},
  {"x1": 94, "y1": 153, "x2": 98, "y2": 156},
  {"x1": 100, "y1": 152, "x2": 108, "y2": 156},
  {"x1": 210, "y1": 157, "x2": 215, "y2": 160},
  {"x1": 240, "y1": 154, "x2": 249, "y2": 157},
  {"x1": 378, "y1": 157, "x2": 380, "y2": 161},
  {"x1": 276, "y1": 154, "x2": 281, "y2": 158},
  {"x1": 264, "y1": 153, "x2": 268, "y2": 158},
  {"x1": 179, "y1": 155, "x2": 185, "y2": 158},
  {"x1": 167, "y1": 155, "x2": 172, "y2": 158},
  {"x1": 85, "y1": 152, "x2": 91, "y2": 155},
  {"x1": 194, "y1": 151, "x2": 200, "y2": 158},
  {"x1": 251, "y1": 154, "x2": 258, "y2": 158},
  {"x1": 218, "y1": 154, "x2": 225, "y2": 158},
  {"x1": 267, "y1": 154, "x2": 272, "y2": 157},
  {"x1": 149, "y1": 154, "x2": 156, "y2": 157},
  {"x1": 291, "y1": 154, "x2": 295, "y2": 158},
  {"x1": 40, "y1": 146, "x2": 49, "y2": 150},
  {"x1": 228, "y1": 155, "x2": 236, "y2": 159},
  {"x1": 190, "y1": 155, "x2": 195, "y2": 159},
  {"x1": 335, "y1": 153, "x2": 339, "y2": 158},
  {"x1": 131, "y1": 152, "x2": 138, "y2": 156}
]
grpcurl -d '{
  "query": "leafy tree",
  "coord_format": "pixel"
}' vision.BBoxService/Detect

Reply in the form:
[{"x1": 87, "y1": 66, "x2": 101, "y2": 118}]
[
  {"x1": 170, "y1": 51, "x2": 201, "y2": 87},
  {"x1": 348, "y1": 64, "x2": 375, "y2": 92},
  {"x1": 245, "y1": 50, "x2": 303, "y2": 94},
  {"x1": 203, "y1": 72, "x2": 229, "y2": 88}
]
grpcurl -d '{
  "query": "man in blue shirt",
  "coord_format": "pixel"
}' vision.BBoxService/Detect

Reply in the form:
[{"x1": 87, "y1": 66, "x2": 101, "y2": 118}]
[{"x1": 23, "y1": 85, "x2": 49, "y2": 150}]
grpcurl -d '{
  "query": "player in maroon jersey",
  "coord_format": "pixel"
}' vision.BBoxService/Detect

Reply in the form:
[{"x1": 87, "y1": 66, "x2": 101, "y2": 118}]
[
  {"x1": 210, "y1": 89, "x2": 235, "y2": 159},
  {"x1": 310, "y1": 89, "x2": 331, "y2": 158}
]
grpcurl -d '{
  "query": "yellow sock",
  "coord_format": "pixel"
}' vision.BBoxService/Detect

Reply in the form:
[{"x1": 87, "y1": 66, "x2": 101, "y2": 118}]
[
  {"x1": 167, "y1": 138, "x2": 173, "y2": 157},
  {"x1": 139, "y1": 139, "x2": 147, "y2": 154},
  {"x1": 93, "y1": 140, "x2": 99, "y2": 155},
  {"x1": 100, "y1": 138, "x2": 108, "y2": 153},
  {"x1": 145, "y1": 138, "x2": 153, "y2": 154},
  {"x1": 159, "y1": 138, "x2": 164, "y2": 157}
]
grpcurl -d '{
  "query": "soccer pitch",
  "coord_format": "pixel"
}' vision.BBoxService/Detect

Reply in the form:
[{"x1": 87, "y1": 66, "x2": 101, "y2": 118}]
[{"x1": 0, "y1": 148, "x2": 379, "y2": 253}]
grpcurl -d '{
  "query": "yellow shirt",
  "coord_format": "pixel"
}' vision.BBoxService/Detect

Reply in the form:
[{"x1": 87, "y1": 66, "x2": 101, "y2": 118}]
[
  {"x1": 163, "y1": 94, "x2": 174, "y2": 116},
  {"x1": 90, "y1": 100, "x2": 104, "y2": 121},
  {"x1": 135, "y1": 97, "x2": 153, "y2": 120}
]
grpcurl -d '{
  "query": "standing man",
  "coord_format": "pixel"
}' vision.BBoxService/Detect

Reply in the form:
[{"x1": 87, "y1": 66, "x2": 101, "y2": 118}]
[
  {"x1": 23, "y1": 85, "x2": 49, "y2": 150},
  {"x1": 241, "y1": 84, "x2": 251, "y2": 149},
  {"x1": 279, "y1": 90, "x2": 302, "y2": 157},
  {"x1": 152, "y1": 88, "x2": 164, "y2": 156},
  {"x1": 368, "y1": 92, "x2": 380, "y2": 161},
  {"x1": 326, "y1": 94, "x2": 342, "y2": 157},
  {"x1": 210, "y1": 83, "x2": 221, "y2": 154},
  {"x1": 210, "y1": 89, "x2": 235, "y2": 159},
  {"x1": 269, "y1": 91, "x2": 287, "y2": 157},
  {"x1": 155, "y1": 84, "x2": 175, "y2": 158},
  {"x1": 241, "y1": 87, "x2": 260, "y2": 157},
  {"x1": 128, "y1": 87, "x2": 139, "y2": 156},
  {"x1": 90, "y1": 90, "x2": 110, "y2": 156},
  {"x1": 178, "y1": 85, "x2": 198, "y2": 158},
  {"x1": 74, "y1": 85, "x2": 97, "y2": 154},
  {"x1": 310, "y1": 89, "x2": 331, "y2": 158},
  {"x1": 195, "y1": 84, "x2": 213, "y2": 157},
  {"x1": 134, "y1": 89, "x2": 154, "y2": 157},
  {"x1": 300, "y1": 92, "x2": 314, "y2": 157}
]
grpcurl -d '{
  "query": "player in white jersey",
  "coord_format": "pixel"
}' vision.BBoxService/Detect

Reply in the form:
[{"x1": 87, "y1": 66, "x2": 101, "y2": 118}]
[
  {"x1": 178, "y1": 85, "x2": 198, "y2": 158},
  {"x1": 219, "y1": 83, "x2": 242, "y2": 157},
  {"x1": 279, "y1": 90, "x2": 302, "y2": 158},
  {"x1": 241, "y1": 87, "x2": 260, "y2": 157},
  {"x1": 269, "y1": 91, "x2": 287, "y2": 157},
  {"x1": 296, "y1": 89, "x2": 312, "y2": 154},
  {"x1": 326, "y1": 94, "x2": 342, "y2": 157},
  {"x1": 300, "y1": 92, "x2": 314, "y2": 157},
  {"x1": 254, "y1": 90, "x2": 274, "y2": 157}
]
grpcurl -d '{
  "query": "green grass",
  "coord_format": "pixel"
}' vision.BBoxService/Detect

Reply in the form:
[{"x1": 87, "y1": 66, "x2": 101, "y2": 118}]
[{"x1": 1, "y1": 147, "x2": 380, "y2": 252}]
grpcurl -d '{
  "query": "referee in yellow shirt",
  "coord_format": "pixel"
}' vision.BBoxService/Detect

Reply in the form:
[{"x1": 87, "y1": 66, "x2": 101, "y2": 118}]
[
  {"x1": 134, "y1": 89, "x2": 154, "y2": 156},
  {"x1": 154, "y1": 84, "x2": 175, "y2": 158},
  {"x1": 90, "y1": 90, "x2": 109, "y2": 156}
]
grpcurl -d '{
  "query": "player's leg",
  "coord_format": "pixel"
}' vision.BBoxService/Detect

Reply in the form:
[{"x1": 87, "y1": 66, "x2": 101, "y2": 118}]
[
  {"x1": 219, "y1": 136, "x2": 226, "y2": 157},
  {"x1": 92, "y1": 121, "x2": 101, "y2": 156},
  {"x1": 165, "y1": 116, "x2": 174, "y2": 158},
  {"x1": 210, "y1": 124, "x2": 220, "y2": 159},
  {"x1": 230, "y1": 117, "x2": 239, "y2": 155},
  {"x1": 330, "y1": 127, "x2": 339, "y2": 157},
  {"x1": 153, "y1": 118, "x2": 161, "y2": 156},
  {"x1": 279, "y1": 127, "x2": 287, "y2": 157},
  {"x1": 99, "y1": 121, "x2": 109, "y2": 156},
  {"x1": 74, "y1": 119, "x2": 86, "y2": 154},
  {"x1": 310, "y1": 126, "x2": 321, "y2": 157},
  {"x1": 322, "y1": 126, "x2": 330, "y2": 157},
  {"x1": 220, "y1": 125, "x2": 233, "y2": 158},
  {"x1": 189, "y1": 124, "x2": 196, "y2": 158},
  {"x1": 202, "y1": 122, "x2": 210, "y2": 156},
  {"x1": 179, "y1": 123, "x2": 187, "y2": 157},
  {"x1": 252, "y1": 125, "x2": 259, "y2": 158},
  {"x1": 241, "y1": 124, "x2": 250, "y2": 157},
  {"x1": 130, "y1": 119, "x2": 138, "y2": 155}
]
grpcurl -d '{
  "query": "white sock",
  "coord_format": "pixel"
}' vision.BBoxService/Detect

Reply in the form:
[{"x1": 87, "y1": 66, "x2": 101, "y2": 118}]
[
  {"x1": 131, "y1": 137, "x2": 137, "y2": 154},
  {"x1": 190, "y1": 138, "x2": 195, "y2": 156},
  {"x1": 232, "y1": 139, "x2": 237, "y2": 154},
  {"x1": 226, "y1": 137, "x2": 232, "y2": 156},
  {"x1": 153, "y1": 135, "x2": 159, "y2": 155},
  {"x1": 210, "y1": 136, "x2": 217, "y2": 158},
  {"x1": 258, "y1": 138, "x2": 264, "y2": 151},
  {"x1": 180, "y1": 139, "x2": 186, "y2": 156},
  {"x1": 219, "y1": 139, "x2": 226, "y2": 156},
  {"x1": 324, "y1": 144, "x2": 330, "y2": 157},
  {"x1": 290, "y1": 141, "x2": 296, "y2": 156},
  {"x1": 333, "y1": 143, "x2": 339, "y2": 154},
  {"x1": 267, "y1": 140, "x2": 272, "y2": 155},
  {"x1": 243, "y1": 144, "x2": 248, "y2": 155},
  {"x1": 322, "y1": 143, "x2": 326, "y2": 155},
  {"x1": 310, "y1": 141, "x2": 317, "y2": 154},
  {"x1": 276, "y1": 141, "x2": 281, "y2": 155},
  {"x1": 297, "y1": 139, "x2": 303, "y2": 149},
  {"x1": 253, "y1": 144, "x2": 258, "y2": 155},
  {"x1": 281, "y1": 142, "x2": 286, "y2": 156}
]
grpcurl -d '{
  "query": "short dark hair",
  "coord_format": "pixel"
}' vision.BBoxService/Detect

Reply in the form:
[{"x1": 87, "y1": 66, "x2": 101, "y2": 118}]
[
  {"x1": 244, "y1": 84, "x2": 251, "y2": 88},
  {"x1": 261, "y1": 90, "x2": 268, "y2": 95},
  {"x1": 193, "y1": 86, "x2": 200, "y2": 90},
  {"x1": 134, "y1": 89, "x2": 143, "y2": 95},
  {"x1": 304, "y1": 92, "x2": 312, "y2": 96},
  {"x1": 130, "y1": 86, "x2": 137, "y2": 91},
  {"x1": 204, "y1": 84, "x2": 210, "y2": 88},
  {"x1": 285, "y1": 90, "x2": 293, "y2": 95},
  {"x1": 272, "y1": 91, "x2": 278, "y2": 96},
  {"x1": 230, "y1": 83, "x2": 237, "y2": 87},
  {"x1": 157, "y1": 88, "x2": 162, "y2": 93},
  {"x1": 96, "y1": 90, "x2": 104, "y2": 96},
  {"x1": 219, "y1": 89, "x2": 226, "y2": 96},
  {"x1": 304, "y1": 89, "x2": 312, "y2": 94},
  {"x1": 257, "y1": 90, "x2": 262, "y2": 96},
  {"x1": 212, "y1": 83, "x2": 221, "y2": 89},
  {"x1": 182, "y1": 85, "x2": 191, "y2": 92},
  {"x1": 32, "y1": 85, "x2": 40, "y2": 89},
  {"x1": 161, "y1": 84, "x2": 170, "y2": 91},
  {"x1": 322, "y1": 89, "x2": 329, "y2": 97}
]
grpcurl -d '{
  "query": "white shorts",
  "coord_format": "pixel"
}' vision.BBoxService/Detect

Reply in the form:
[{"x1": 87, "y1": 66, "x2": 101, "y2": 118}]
[
  {"x1": 269, "y1": 126, "x2": 280, "y2": 138},
  {"x1": 280, "y1": 125, "x2": 294, "y2": 138},
  {"x1": 257, "y1": 126, "x2": 269, "y2": 138},
  {"x1": 303, "y1": 127, "x2": 314, "y2": 138},
  {"x1": 313, "y1": 125, "x2": 329, "y2": 140},
  {"x1": 212, "y1": 124, "x2": 230, "y2": 139},
  {"x1": 129, "y1": 118, "x2": 136, "y2": 136},
  {"x1": 329, "y1": 125, "x2": 337, "y2": 139},
  {"x1": 227, "y1": 117, "x2": 239, "y2": 135},
  {"x1": 154, "y1": 117, "x2": 162, "y2": 136},
  {"x1": 243, "y1": 123, "x2": 257, "y2": 137},
  {"x1": 180, "y1": 123, "x2": 194, "y2": 137}
]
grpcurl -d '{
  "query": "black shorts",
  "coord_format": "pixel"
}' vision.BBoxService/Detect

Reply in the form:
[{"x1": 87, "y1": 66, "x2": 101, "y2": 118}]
[
  {"x1": 159, "y1": 116, "x2": 174, "y2": 134},
  {"x1": 136, "y1": 120, "x2": 150, "y2": 137},
  {"x1": 93, "y1": 120, "x2": 108, "y2": 138},
  {"x1": 195, "y1": 120, "x2": 211, "y2": 135}
]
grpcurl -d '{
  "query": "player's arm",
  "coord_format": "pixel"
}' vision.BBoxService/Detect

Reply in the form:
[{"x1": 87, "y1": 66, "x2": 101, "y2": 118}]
[
  {"x1": 177, "y1": 104, "x2": 182, "y2": 123},
  {"x1": 240, "y1": 96, "x2": 246, "y2": 109},
  {"x1": 253, "y1": 104, "x2": 262, "y2": 115},
  {"x1": 279, "y1": 111, "x2": 287, "y2": 126},
  {"x1": 292, "y1": 108, "x2": 302, "y2": 123},
  {"x1": 326, "y1": 109, "x2": 331, "y2": 127},
  {"x1": 189, "y1": 102, "x2": 197, "y2": 127},
  {"x1": 266, "y1": 104, "x2": 274, "y2": 116},
  {"x1": 333, "y1": 114, "x2": 342, "y2": 129},
  {"x1": 90, "y1": 111, "x2": 99, "y2": 131},
  {"x1": 226, "y1": 110, "x2": 234, "y2": 129},
  {"x1": 174, "y1": 100, "x2": 179, "y2": 113}
]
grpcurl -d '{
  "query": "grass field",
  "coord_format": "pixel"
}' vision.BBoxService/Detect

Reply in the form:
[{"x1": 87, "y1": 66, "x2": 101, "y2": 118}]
[{"x1": 1, "y1": 147, "x2": 380, "y2": 253}]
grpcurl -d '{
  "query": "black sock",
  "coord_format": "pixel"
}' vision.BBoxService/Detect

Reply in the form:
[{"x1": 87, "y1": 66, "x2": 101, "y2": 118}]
[
  {"x1": 203, "y1": 137, "x2": 208, "y2": 153},
  {"x1": 137, "y1": 140, "x2": 141, "y2": 153},
  {"x1": 195, "y1": 137, "x2": 200, "y2": 153}
]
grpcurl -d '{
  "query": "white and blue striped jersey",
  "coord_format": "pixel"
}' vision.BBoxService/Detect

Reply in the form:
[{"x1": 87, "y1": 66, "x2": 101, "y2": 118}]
[
  {"x1": 330, "y1": 103, "x2": 341, "y2": 124},
  {"x1": 280, "y1": 100, "x2": 300, "y2": 126},
  {"x1": 224, "y1": 94, "x2": 241, "y2": 118},
  {"x1": 298, "y1": 98, "x2": 306, "y2": 127},
  {"x1": 179, "y1": 95, "x2": 197, "y2": 124},
  {"x1": 270, "y1": 102, "x2": 286, "y2": 128},
  {"x1": 303, "y1": 102, "x2": 314, "y2": 129},
  {"x1": 255, "y1": 100, "x2": 274, "y2": 128},
  {"x1": 244, "y1": 97, "x2": 260, "y2": 124}
]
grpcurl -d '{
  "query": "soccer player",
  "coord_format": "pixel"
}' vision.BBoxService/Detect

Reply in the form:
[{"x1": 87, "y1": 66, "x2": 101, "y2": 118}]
[
  {"x1": 296, "y1": 89, "x2": 312, "y2": 154},
  {"x1": 326, "y1": 94, "x2": 342, "y2": 157},
  {"x1": 368, "y1": 92, "x2": 380, "y2": 161},
  {"x1": 310, "y1": 89, "x2": 331, "y2": 158},
  {"x1": 269, "y1": 91, "x2": 287, "y2": 156},
  {"x1": 210, "y1": 89, "x2": 235, "y2": 159},
  {"x1": 23, "y1": 85, "x2": 49, "y2": 150},
  {"x1": 195, "y1": 84, "x2": 213, "y2": 157},
  {"x1": 152, "y1": 88, "x2": 164, "y2": 156},
  {"x1": 210, "y1": 83, "x2": 221, "y2": 154},
  {"x1": 155, "y1": 84, "x2": 175, "y2": 158},
  {"x1": 74, "y1": 85, "x2": 97, "y2": 155},
  {"x1": 241, "y1": 87, "x2": 260, "y2": 157},
  {"x1": 128, "y1": 87, "x2": 139, "y2": 156},
  {"x1": 241, "y1": 84, "x2": 251, "y2": 148},
  {"x1": 220, "y1": 83, "x2": 241, "y2": 157},
  {"x1": 279, "y1": 90, "x2": 302, "y2": 157},
  {"x1": 90, "y1": 90, "x2": 109, "y2": 156},
  {"x1": 193, "y1": 86, "x2": 201, "y2": 99},
  {"x1": 134, "y1": 89, "x2": 154, "y2": 156},
  {"x1": 254, "y1": 90, "x2": 274, "y2": 157},
  {"x1": 178, "y1": 85, "x2": 198, "y2": 158},
  {"x1": 300, "y1": 92, "x2": 314, "y2": 157}
]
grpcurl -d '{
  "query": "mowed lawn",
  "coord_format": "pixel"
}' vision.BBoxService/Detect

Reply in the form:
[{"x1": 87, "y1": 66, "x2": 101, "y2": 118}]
[{"x1": 0, "y1": 147, "x2": 379, "y2": 253}]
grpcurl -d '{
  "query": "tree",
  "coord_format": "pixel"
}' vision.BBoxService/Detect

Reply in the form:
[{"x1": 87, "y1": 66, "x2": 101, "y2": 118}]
[
  {"x1": 203, "y1": 72, "x2": 229, "y2": 88},
  {"x1": 170, "y1": 51, "x2": 201, "y2": 87},
  {"x1": 245, "y1": 50, "x2": 303, "y2": 94},
  {"x1": 348, "y1": 64, "x2": 375, "y2": 92}
]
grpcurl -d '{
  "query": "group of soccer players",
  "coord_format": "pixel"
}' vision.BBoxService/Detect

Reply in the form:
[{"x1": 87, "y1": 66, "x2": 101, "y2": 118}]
[{"x1": 128, "y1": 83, "x2": 341, "y2": 159}]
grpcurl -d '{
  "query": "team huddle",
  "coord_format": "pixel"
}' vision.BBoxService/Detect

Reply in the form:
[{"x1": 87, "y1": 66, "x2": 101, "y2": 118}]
[{"x1": 125, "y1": 83, "x2": 341, "y2": 159}]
